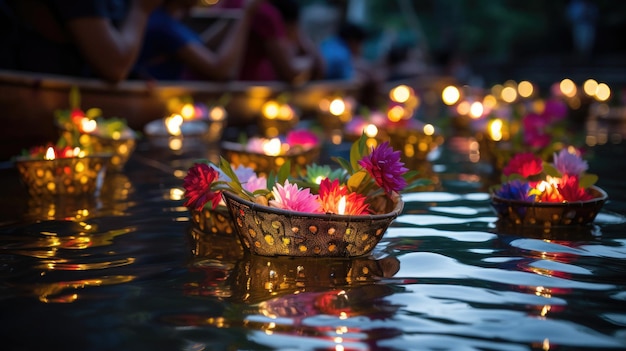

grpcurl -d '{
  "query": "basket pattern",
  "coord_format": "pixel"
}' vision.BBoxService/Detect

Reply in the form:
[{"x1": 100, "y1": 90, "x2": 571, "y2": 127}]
[
  {"x1": 223, "y1": 191, "x2": 403, "y2": 257},
  {"x1": 91, "y1": 135, "x2": 136, "y2": 172},
  {"x1": 491, "y1": 186, "x2": 607, "y2": 226},
  {"x1": 190, "y1": 206, "x2": 235, "y2": 235},
  {"x1": 221, "y1": 142, "x2": 320, "y2": 176},
  {"x1": 15, "y1": 155, "x2": 110, "y2": 197}
]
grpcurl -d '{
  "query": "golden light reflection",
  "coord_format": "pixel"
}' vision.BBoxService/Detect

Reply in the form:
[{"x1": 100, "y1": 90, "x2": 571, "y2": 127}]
[
  {"x1": 457, "y1": 101, "x2": 470, "y2": 115},
  {"x1": 543, "y1": 338, "x2": 550, "y2": 351},
  {"x1": 364, "y1": 124, "x2": 378, "y2": 137},
  {"x1": 488, "y1": 119, "x2": 504, "y2": 141},
  {"x1": 387, "y1": 105, "x2": 405, "y2": 122},
  {"x1": 469, "y1": 101, "x2": 484, "y2": 119},
  {"x1": 518, "y1": 80, "x2": 534, "y2": 98},
  {"x1": 423, "y1": 124, "x2": 435, "y2": 136},
  {"x1": 583, "y1": 79, "x2": 598, "y2": 96},
  {"x1": 170, "y1": 188, "x2": 185, "y2": 201},
  {"x1": 560, "y1": 78, "x2": 577, "y2": 98},
  {"x1": 595, "y1": 83, "x2": 611, "y2": 101},
  {"x1": 181, "y1": 103, "x2": 195, "y2": 120},
  {"x1": 262, "y1": 100, "x2": 279, "y2": 119},
  {"x1": 501, "y1": 86, "x2": 518, "y2": 103},
  {"x1": 329, "y1": 98, "x2": 346, "y2": 116},
  {"x1": 165, "y1": 114, "x2": 183, "y2": 136},
  {"x1": 390, "y1": 84, "x2": 412, "y2": 103},
  {"x1": 209, "y1": 106, "x2": 226, "y2": 121},
  {"x1": 442, "y1": 85, "x2": 460, "y2": 105}
]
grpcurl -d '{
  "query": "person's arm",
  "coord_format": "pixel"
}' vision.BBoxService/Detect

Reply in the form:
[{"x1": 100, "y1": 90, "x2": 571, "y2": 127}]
[
  {"x1": 177, "y1": 0, "x2": 263, "y2": 81},
  {"x1": 65, "y1": 0, "x2": 162, "y2": 83}
]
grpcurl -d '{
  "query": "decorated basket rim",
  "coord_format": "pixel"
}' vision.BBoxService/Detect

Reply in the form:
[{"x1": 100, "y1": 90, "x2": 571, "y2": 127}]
[
  {"x1": 220, "y1": 140, "x2": 320, "y2": 157},
  {"x1": 14, "y1": 153, "x2": 114, "y2": 164},
  {"x1": 491, "y1": 185, "x2": 607, "y2": 208},
  {"x1": 222, "y1": 190, "x2": 404, "y2": 221}
]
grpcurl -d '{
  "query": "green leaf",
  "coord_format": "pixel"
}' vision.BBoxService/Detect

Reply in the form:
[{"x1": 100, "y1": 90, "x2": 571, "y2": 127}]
[
  {"x1": 347, "y1": 169, "x2": 367, "y2": 192},
  {"x1": 350, "y1": 134, "x2": 368, "y2": 171},
  {"x1": 332, "y1": 156, "x2": 352, "y2": 174},
  {"x1": 277, "y1": 160, "x2": 291, "y2": 184},
  {"x1": 542, "y1": 163, "x2": 561, "y2": 178},
  {"x1": 579, "y1": 173, "x2": 598, "y2": 188}
]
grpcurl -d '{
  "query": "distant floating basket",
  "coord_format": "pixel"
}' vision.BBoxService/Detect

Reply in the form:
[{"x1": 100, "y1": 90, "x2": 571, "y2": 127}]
[
  {"x1": 221, "y1": 141, "x2": 320, "y2": 176},
  {"x1": 14, "y1": 154, "x2": 110, "y2": 197},
  {"x1": 491, "y1": 186, "x2": 607, "y2": 227},
  {"x1": 223, "y1": 191, "x2": 403, "y2": 257}
]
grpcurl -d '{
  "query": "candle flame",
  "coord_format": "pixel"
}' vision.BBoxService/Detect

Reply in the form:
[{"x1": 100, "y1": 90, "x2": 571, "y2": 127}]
[
  {"x1": 44, "y1": 147, "x2": 56, "y2": 160},
  {"x1": 338, "y1": 196, "x2": 346, "y2": 215},
  {"x1": 81, "y1": 118, "x2": 97, "y2": 133},
  {"x1": 262, "y1": 138, "x2": 282, "y2": 156},
  {"x1": 165, "y1": 114, "x2": 183, "y2": 136}
]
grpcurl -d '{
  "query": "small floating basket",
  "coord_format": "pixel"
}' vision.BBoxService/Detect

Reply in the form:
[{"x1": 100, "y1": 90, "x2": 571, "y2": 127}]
[
  {"x1": 221, "y1": 141, "x2": 321, "y2": 177},
  {"x1": 223, "y1": 191, "x2": 403, "y2": 257},
  {"x1": 15, "y1": 154, "x2": 110, "y2": 197},
  {"x1": 491, "y1": 185, "x2": 607, "y2": 227}
]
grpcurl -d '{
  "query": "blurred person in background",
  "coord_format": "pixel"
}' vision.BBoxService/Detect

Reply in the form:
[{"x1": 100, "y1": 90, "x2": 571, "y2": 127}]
[
  {"x1": 133, "y1": 0, "x2": 263, "y2": 81},
  {"x1": 1, "y1": 0, "x2": 162, "y2": 83},
  {"x1": 218, "y1": 0, "x2": 324, "y2": 84}
]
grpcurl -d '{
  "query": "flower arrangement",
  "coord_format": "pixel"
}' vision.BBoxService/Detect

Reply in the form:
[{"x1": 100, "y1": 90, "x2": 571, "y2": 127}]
[
  {"x1": 185, "y1": 133, "x2": 427, "y2": 215},
  {"x1": 493, "y1": 148, "x2": 597, "y2": 203},
  {"x1": 491, "y1": 147, "x2": 607, "y2": 227},
  {"x1": 54, "y1": 87, "x2": 136, "y2": 171},
  {"x1": 184, "y1": 134, "x2": 429, "y2": 256}
]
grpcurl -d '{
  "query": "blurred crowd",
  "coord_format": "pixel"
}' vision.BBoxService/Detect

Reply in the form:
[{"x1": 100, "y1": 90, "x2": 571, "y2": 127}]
[{"x1": 0, "y1": 0, "x2": 429, "y2": 87}]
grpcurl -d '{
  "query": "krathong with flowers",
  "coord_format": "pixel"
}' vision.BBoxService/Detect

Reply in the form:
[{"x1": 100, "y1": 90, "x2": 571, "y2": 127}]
[
  {"x1": 55, "y1": 87, "x2": 137, "y2": 172},
  {"x1": 183, "y1": 134, "x2": 430, "y2": 257},
  {"x1": 490, "y1": 147, "x2": 607, "y2": 227},
  {"x1": 14, "y1": 142, "x2": 110, "y2": 197}
]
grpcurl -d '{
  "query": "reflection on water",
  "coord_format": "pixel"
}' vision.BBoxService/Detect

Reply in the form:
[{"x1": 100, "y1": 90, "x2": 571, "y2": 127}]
[{"x1": 0, "y1": 138, "x2": 625, "y2": 351}]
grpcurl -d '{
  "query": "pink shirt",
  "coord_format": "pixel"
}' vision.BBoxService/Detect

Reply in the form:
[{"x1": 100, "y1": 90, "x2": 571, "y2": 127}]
[{"x1": 219, "y1": 0, "x2": 287, "y2": 81}]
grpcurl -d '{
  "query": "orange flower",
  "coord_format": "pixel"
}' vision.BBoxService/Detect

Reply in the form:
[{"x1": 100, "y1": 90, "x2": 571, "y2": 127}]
[{"x1": 318, "y1": 178, "x2": 369, "y2": 215}]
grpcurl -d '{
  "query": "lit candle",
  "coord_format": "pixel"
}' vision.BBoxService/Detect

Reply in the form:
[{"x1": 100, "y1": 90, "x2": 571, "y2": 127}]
[
  {"x1": 165, "y1": 114, "x2": 183, "y2": 136},
  {"x1": 45, "y1": 147, "x2": 56, "y2": 160},
  {"x1": 81, "y1": 118, "x2": 97, "y2": 133},
  {"x1": 337, "y1": 196, "x2": 346, "y2": 215},
  {"x1": 262, "y1": 138, "x2": 283, "y2": 156}
]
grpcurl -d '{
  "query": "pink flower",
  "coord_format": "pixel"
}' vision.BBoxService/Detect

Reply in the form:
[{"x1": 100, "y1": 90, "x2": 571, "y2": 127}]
[
  {"x1": 542, "y1": 98, "x2": 568, "y2": 122},
  {"x1": 502, "y1": 152, "x2": 543, "y2": 178},
  {"x1": 242, "y1": 174, "x2": 267, "y2": 193},
  {"x1": 358, "y1": 141, "x2": 408, "y2": 194},
  {"x1": 269, "y1": 180, "x2": 322, "y2": 213},
  {"x1": 317, "y1": 178, "x2": 369, "y2": 215},
  {"x1": 522, "y1": 113, "x2": 551, "y2": 148},
  {"x1": 183, "y1": 163, "x2": 222, "y2": 210},
  {"x1": 553, "y1": 148, "x2": 588, "y2": 176},
  {"x1": 286, "y1": 130, "x2": 319, "y2": 148}
]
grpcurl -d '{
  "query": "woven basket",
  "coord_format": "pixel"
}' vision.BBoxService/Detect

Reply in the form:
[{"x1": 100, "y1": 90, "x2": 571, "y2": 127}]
[
  {"x1": 221, "y1": 141, "x2": 320, "y2": 176},
  {"x1": 15, "y1": 154, "x2": 110, "y2": 197},
  {"x1": 491, "y1": 185, "x2": 607, "y2": 227},
  {"x1": 223, "y1": 191, "x2": 403, "y2": 257}
]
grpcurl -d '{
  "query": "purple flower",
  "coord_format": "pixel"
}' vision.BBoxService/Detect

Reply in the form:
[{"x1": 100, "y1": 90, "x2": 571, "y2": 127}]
[
  {"x1": 358, "y1": 141, "x2": 408, "y2": 194},
  {"x1": 542, "y1": 98, "x2": 568, "y2": 122},
  {"x1": 494, "y1": 180, "x2": 535, "y2": 202},
  {"x1": 553, "y1": 148, "x2": 588, "y2": 176}
]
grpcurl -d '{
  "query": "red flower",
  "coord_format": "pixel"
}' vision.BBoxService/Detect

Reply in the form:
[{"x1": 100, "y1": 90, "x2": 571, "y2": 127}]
[
  {"x1": 358, "y1": 141, "x2": 408, "y2": 194},
  {"x1": 70, "y1": 108, "x2": 85, "y2": 126},
  {"x1": 558, "y1": 174, "x2": 594, "y2": 202},
  {"x1": 318, "y1": 178, "x2": 369, "y2": 215},
  {"x1": 502, "y1": 152, "x2": 543, "y2": 178},
  {"x1": 183, "y1": 163, "x2": 222, "y2": 210}
]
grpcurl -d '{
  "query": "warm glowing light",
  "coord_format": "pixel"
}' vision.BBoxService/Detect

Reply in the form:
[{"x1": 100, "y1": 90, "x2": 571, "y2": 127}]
[
  {"x1": 423, "y1": 124, "x2": 435, "y2": 136},
  {"x1": 329, "y1": 98, "x2": 346, "y2": 116},
  {"x1": 390, "y1": 84, "x2": 412, "y2": 103},
  {"x1": 165, "y1": 114, "x2": 183, "y2": 136},
  {"x1": 543, "y1": 338, "x2": 550, "y2": 351},
  {"x1": 337, "y1": 196, "x2": 346, "y2": 215},
  {"x1": 518, "y1": 80, "x2": 534, "y2": 98},
  {"x1": 583, "y1": 79, "x2": 598, "y2": 96},
  {"x1": 314, "y1": 176, "x2": 324, "y2": 184},
  {"x1": 81, "y1": 118, "x2": 97, "y2": 133},
  {"x1": 364, "y1": 124, "x2": 378, "y2": 137},
  {"x1": 181, "y1": 103, "x2": 195, "y2": 120},
  {"x1": 501, "y1": 86, "x2": 518, "y2": 103},
  {"x1": 168, "y1": 137, "x2": 182, "y2": 151},
  {"x1": 483, "y1": 94, "x2": 498, "y2": 109},
  {"x1": 278, "y1": 104, "x2": 294, "y2": 120},
  {"x1": 387, "y1": 105, "x2": 404, "y2": 122},
  {"x1": 595, "y1": 83, "x2": 611, "y2": 101},
  {"x1": 456, "y1": 101, "x2": 470, "y2": 115},
  {"x1": 560, "y1": 78, "x2": 577, "y2": 98},
  {"x1": 262, "y1": 101, "x2": 280, "y2": 119},
  {"x1": 469, "y1": 101, "x2": 484, "y2": 119},
  {"x1": 488, "y1": 119, "x2": 503, "y2": 141},
  {"x1": 169, "y1": 188, "x2": 184, "y2": 201},
  {"x1": 442, "y1": 86, "x2": 460, "y2": 105},
  {"x1": 209, "y1": 106, "x2": 226, "y2": 121},
  {"x1": 45, "y1": 147, "x2": 56, "y2": 160},
  {"x1": 262, "y1": 138, "x2": 282, "y2": 156}
]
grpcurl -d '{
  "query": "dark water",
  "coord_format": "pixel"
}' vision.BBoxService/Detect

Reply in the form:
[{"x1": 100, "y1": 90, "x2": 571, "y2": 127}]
[{"x1": 1, "y1": 133, "x2": 625, "y2": 351}]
